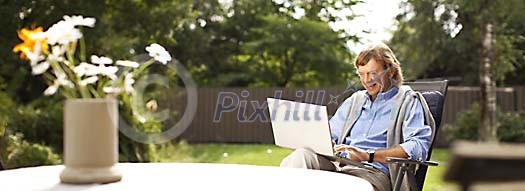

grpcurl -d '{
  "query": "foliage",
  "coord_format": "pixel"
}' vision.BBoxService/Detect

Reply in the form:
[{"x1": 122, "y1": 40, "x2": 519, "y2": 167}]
[
  {"x1": 446, "y1": 103, "x2": 525, "y2": 142},
  {"x1": 0, "y1": 0, "x2": 364, "y2": 166},
  {"x1": 1, "y1": 133, "x2": 61, "y2": 169},
  {"x1": 0, "y1": 89, "x2": 164, "y2": 167},
  {"x1": 6, "y1": 99, "x2": 63, "y2": 153},
  {"x1": 12, "y1": 15, "x2": 173, "y2": 99},
  {"x1": 390, "y1": 0, "x2": 525, "y2": 85},
  {"x1": 0, "y1": 92, "x2": 62, "y2": 169},
  {"x1": 239, "y1": 15, "x2": 354, "y2": 87},
  {"x1": 0, "y1": 0, "x2": 107, "y2": 102},
  {"x1": 170, "y1": 0, "x2": 360, "y2": 87},
  {"x1": 0, "y1": 91, "x2": 16, "y2": 137},
  {"x1": 117, "y1": 92, "x2": 164, "y2": 162},
  {"x1": 3, "y1": 0, "x2": 360, "y2": 91}
]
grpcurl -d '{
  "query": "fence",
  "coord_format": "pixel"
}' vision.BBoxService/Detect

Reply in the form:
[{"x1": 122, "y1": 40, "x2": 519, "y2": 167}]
[{"x1": 169, "y1": 86, "x2": 525, "y2": 146}]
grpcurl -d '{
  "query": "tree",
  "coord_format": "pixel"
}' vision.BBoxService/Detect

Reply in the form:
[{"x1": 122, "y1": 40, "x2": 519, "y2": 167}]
[
  {"x1": 480, "y1": 21, "x2": 497, "y2": 142},
  {"x1": 1, "y1": 0, "x2": 201, "y2": 162},
  {"x1": 390, "y1": 0, "x2": 525, "y2": 86},
  {"x1": 240, "y1": 15, "x2": 354, "y2": 87},
  {"x1": 171, "y1": 0, "x2": 360, "y2": 87},
  {"x1": 391, "y1": 0, "x2": 525, "y2": 141},
  {"x1": 1, "y1": 0, "x2": 365, "y2": 162}
]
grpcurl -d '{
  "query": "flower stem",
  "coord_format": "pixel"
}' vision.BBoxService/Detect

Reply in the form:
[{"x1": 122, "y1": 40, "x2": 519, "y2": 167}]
[
  {"x1": 79, "y1": 36, "x2": 86, "y2": 62},
  {"x1": 133, "y1": 59, "x2": 155, "y2": 77}
]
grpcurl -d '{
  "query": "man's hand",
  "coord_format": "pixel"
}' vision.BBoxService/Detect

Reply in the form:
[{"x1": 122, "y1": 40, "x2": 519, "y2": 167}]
[{"x1": 333, "y1": 144, "x2": 369, "y2": 162}]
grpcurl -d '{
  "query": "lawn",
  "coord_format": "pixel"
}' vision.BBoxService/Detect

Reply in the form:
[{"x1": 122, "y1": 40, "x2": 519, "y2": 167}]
[{"x1": 158, "y1": 141, "x2": 456, "y2": 190}]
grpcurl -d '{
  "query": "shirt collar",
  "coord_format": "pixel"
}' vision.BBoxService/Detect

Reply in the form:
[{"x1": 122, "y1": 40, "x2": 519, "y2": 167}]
[{"x1": 365, "y1": 86, "x2": 399, "y2": 102}]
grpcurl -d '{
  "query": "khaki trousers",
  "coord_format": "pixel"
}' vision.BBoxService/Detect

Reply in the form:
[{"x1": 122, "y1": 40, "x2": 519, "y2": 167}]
[{"x1": 280, "y1": 148, "x2": 392, "y2": 191}]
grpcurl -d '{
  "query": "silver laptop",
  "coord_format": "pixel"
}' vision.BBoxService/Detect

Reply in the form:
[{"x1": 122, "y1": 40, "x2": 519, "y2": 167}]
[{"x1": 267, "y1": 98, "x2": 364, "y2": 167}]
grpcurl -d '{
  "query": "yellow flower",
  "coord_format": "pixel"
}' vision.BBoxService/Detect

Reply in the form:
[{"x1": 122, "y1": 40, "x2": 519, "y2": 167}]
[{"x1": 12, "y1": 27, "x2": 48, "y2": 60}]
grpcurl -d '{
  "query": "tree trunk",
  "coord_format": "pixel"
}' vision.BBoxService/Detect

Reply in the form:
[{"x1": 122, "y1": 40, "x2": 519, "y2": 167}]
[{"x1": 479, "y1": 22, "x2": 498, "y2": 142}]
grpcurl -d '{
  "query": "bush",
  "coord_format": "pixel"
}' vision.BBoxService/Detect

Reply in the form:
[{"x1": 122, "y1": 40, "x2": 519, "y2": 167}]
[
  {"x1": 0, "y1": 90, "x2": 168, "y2": 166},
  {"x1": 8, "y1": 99, "x2": 63, "y2": 153},
  {"x1": 446, "y1": 103, "x2": 525, "y2": 142},
  {"x1": 117, "y1": 93, "x2": 164, "y2": 162},
  {"x1": 498, "y1": 112, "x2": 525, "y2": 142},
  {"x1": 2, "y1": 133, "x2": 61, "y2": 168},
  {"x1": 0, "y1": 92, "x2": 62, "y2": 169},
  {"x1": 0, "y1": 91, "x2": 16, "y2": 137}
]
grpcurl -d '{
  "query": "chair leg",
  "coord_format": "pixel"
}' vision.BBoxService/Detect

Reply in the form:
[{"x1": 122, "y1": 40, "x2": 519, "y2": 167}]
[
  {"x1": 0, "y1": 159, "x2": 4, "y2": 170},
  {"x1": 393, "y1": 164, "x2": 408, "y2": 191}
]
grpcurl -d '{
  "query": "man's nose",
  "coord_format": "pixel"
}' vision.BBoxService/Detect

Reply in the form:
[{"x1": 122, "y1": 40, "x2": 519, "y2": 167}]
[{"x1": 364, "y1": 74, "x2": 373, "y2": 82}]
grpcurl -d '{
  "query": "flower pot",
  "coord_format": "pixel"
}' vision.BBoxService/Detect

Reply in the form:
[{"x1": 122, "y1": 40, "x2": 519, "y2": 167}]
[{"x1": 60, "y1": 98, "x2": 122, "y2": 184}]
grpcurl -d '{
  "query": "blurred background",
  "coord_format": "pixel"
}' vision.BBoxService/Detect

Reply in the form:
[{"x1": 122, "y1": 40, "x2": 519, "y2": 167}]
[{"x1": 1, "y1": 0, "x2": 524, "y2": 190}]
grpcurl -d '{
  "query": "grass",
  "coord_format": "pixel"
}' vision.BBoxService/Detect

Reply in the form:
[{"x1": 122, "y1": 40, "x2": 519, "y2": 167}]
[
  {"x1": 158, "y1": 141, "x2": 292, "y2": 166},
  {"x1": 158, "y1": 141, "x2": 455, "y2": 190},
  {"x1": 422, "y1": 149, "x2": 457, "y2": 191}
]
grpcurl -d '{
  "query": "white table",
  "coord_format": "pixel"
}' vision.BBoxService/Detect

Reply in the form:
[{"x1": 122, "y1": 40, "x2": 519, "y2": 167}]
[{"x1": 0, "y1": 163, "x2": 374, "y2": 191}]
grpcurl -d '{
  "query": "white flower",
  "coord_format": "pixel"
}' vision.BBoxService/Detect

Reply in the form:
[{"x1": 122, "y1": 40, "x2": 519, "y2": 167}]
[
  {"x1": 31, "y1": 30, "x2": 47, "y2": 40},
  {"x1": 103, "y1": 86, "x2": 122, "y2": 94},
  {"x1": 116, "y1": 60, "x2": 139, "y2": 68},
  {"x1": 98, "y1": 65, "x2": 118, "y2": 80},
  {"x1": 74, "y1": 61, "x2": 117, "y2": 79},
  {"x1": 48, "y1": 45, "x2": 66, "y2": 62},
  {"x1": 89, "y1": 55, "x2": 118, "y2": 79},
  {"x1": 44, "y1": 73, "x2": 74, "y2": 96},
  {"x1": 145, "y1": 43, "x2": 171, "y2": 64},
  {"x1": 45, "y1": 21, "x2": 82, "y2": 45},
  {"x1": 44, "y1": 15, "x2": 95, "y2": 45},
  {"x1": 91, "y1": 55, "x2": 113, "y2": 65},
  {"x1": 79, "y1": 76, "x2": 98, "y2": 86},
  {"x1": 32, "y1": 61, "x2": 50, "y2": 75},
  {"x1": 74, "y1": 62, "x2": 98, "y2": 77},
  {"x1": 124, "y1": 73, "x2": 135, "y2": 93},
  {"x1": 25, "y1": 50, "x2": 45, "y2": 67},
  {"x1": 62, "y1": 15, "x2": 96, "y2": 27},
  {"x1": 58, "y1": 74, "x2": 74, "y2": 88},
  {"x1": 44, "y1": 85, "x2": 58, "y2": 96},
  {"x1": 19, "y1": 29, "x2": 46, "y2": 65},
  {"x1": 24, "y1": 40, "x2": 46, "y2": 67}
]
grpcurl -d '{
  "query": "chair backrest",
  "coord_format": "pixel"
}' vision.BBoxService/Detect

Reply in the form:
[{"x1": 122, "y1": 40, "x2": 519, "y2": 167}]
[{"x1": 404, "y1": 80, "x2": 448, "y2": 191}]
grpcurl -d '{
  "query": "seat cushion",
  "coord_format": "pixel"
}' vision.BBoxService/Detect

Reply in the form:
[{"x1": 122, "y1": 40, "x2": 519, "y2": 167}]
[{"x1": 421, "y1": 91, "x2": 445, "y2": 129}]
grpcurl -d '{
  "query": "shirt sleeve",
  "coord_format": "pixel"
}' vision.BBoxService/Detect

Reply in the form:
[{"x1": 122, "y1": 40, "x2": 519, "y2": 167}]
[
  {"x1": 329, "y1": 97, "x2": 353, "y2": 143},
  {"x1": 399, "y1": 97, "x2": 432, "y2": 161}
]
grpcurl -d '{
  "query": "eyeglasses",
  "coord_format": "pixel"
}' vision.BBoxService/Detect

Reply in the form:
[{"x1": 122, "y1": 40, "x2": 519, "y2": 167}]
[{"x1": 357, "y1": 67, "x2": 390, "y2": 80}]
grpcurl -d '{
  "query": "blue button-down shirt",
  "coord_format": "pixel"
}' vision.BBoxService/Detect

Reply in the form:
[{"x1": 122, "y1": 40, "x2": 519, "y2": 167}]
[{"x1": 329, "y1": 87, "x2": 432, "y2": 175}]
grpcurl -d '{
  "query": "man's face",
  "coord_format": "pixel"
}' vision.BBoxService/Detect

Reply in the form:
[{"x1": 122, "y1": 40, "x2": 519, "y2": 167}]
[{"x1": 357, "y1": 59, "x2": 392, "y2": 100}]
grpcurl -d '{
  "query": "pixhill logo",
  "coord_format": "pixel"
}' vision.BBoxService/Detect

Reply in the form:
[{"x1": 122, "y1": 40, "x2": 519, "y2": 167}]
[{"x1": 213, "y1": 78, "x2": 362, "y2": 123}]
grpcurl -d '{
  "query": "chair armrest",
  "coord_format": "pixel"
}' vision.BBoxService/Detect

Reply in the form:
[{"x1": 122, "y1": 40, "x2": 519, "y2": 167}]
[{"x1": 385, "y1": 157, "x2": 439, "y2": 166}]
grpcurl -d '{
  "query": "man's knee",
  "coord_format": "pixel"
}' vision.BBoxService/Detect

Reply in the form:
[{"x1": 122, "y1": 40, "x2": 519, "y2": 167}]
[
  {"x1": 280, "y1": 148, "x2": 318, "y2": 168},
  {"x1": 292, "y1": 148, "x2": 317, "y2": 157},
  {"x1": 287, "y1": 148, "x2": 318, "y2": 162}
]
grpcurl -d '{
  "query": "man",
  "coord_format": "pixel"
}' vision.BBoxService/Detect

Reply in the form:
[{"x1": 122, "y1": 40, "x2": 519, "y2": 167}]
[{"x1": 280, "y1": 43, "x2": 433, "y2": 191}]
